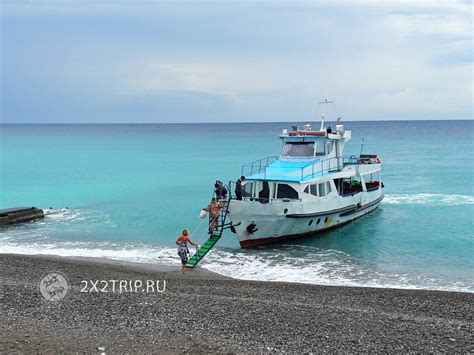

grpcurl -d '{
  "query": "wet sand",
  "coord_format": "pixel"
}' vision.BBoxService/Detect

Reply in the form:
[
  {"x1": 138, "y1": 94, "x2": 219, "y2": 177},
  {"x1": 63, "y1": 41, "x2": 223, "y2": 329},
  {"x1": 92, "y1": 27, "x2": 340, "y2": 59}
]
[{"x1": 0, "y1": 253, "x2": 472, "y2": 353}]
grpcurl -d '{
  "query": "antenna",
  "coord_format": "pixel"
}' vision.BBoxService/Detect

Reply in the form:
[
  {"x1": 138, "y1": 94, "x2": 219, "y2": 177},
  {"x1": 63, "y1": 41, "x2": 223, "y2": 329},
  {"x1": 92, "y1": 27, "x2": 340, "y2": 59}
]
[
  {"x1": 318, "y1": 98, "x2": 334, "y2": 131},
  {"x1": 360, "y1": 137, "x2": 365, "y2": 156}
]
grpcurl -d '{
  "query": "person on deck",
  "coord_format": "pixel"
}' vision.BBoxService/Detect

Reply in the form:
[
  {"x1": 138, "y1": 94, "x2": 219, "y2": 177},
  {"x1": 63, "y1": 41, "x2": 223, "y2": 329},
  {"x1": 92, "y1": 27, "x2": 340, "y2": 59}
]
[
  {"x1": 176, "y1": 229, "x2": 198, "y2": 272},
  {"x1": 214, "y1": 181, "x2": 227, "y2": 200},
  {"x1": 235, "y1": 176, "x2": 245, "y2": 200},
  {"x1": 204, "y1": 198, "x2": 222, "y2": 235}
]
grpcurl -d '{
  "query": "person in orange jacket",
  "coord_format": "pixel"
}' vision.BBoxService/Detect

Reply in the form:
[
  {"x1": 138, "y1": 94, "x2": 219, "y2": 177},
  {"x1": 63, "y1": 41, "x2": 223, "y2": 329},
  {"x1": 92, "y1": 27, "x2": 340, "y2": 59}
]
[{"x1": 176, "y1": 229, "x2": 197, "y2": 272}]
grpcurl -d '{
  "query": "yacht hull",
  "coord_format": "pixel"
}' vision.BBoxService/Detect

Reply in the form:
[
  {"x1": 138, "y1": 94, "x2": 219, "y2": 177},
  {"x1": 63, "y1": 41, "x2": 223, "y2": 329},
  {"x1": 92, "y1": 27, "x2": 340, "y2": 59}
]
[{"x1": 228, "y1": 192, "x2": 383, "y2": 248}]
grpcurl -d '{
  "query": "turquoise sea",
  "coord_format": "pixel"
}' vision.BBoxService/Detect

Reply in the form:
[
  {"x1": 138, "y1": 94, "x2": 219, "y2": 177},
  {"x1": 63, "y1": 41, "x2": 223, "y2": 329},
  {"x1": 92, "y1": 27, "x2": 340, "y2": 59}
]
[{"x1": 1, "y1": 121, "x2": 473, "y2": 291}]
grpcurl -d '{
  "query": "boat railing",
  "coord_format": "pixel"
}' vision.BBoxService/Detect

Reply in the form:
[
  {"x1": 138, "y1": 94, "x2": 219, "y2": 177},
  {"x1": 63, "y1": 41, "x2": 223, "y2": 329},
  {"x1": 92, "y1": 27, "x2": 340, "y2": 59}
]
[
  {"x1": 241, "y1": 156, "x2": 278, "y2": 178},
  {"x1": 242, "y1": 155, "x2": 359, "y2": 180},
  {"x1": 301, "y1": 156, "x2": 360, "y2": 180}
]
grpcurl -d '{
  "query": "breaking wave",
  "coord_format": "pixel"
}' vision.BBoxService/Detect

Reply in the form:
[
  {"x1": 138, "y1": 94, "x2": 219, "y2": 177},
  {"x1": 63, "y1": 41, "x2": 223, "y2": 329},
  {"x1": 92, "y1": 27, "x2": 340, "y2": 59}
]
[
  {"x1": 42, "y1": 208, "x2": 116, "y2": 226},
  {"x1": 1, "y1": 241, "x2": 472, "y2": 293},
  {"x1": 383, "y1": 193, "x2": 474, "y2": 206}
]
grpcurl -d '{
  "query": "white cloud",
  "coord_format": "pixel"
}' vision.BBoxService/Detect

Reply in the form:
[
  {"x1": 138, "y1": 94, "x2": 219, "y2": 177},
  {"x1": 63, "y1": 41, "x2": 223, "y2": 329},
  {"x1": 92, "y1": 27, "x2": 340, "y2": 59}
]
[
  {"x1": 124, "y1": 48, "x2": 472, "y2": 119},
  {"x1": 129, "y1": 60, "x2": 307, "y2": 98},
  {"x1": 381, "y1": 13, "x2": 472, "y2": 38},
  {"x1": 319, "y1": 0, "x2": 472, "y2": 14},
  {"x1": 3, "y1": 0, "x2": 472, "y2": 121}
]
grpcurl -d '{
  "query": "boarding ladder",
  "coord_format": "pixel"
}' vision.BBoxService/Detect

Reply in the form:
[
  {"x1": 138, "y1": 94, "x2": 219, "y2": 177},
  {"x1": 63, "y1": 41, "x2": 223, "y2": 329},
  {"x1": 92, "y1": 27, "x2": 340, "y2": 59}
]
[{"x1": 185, "y1": 185, "x2": 235, "y2": 268}]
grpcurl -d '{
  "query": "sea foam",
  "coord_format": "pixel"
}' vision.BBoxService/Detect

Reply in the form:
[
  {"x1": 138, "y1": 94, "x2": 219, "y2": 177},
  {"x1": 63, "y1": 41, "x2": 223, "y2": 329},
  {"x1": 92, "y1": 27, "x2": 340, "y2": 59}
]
[
  {"x1": 1, "y1": 241, "x2": 472, "y2": 293},
  {"x1": 383, "y1": 193, "x2": 474, "y2": 206}
]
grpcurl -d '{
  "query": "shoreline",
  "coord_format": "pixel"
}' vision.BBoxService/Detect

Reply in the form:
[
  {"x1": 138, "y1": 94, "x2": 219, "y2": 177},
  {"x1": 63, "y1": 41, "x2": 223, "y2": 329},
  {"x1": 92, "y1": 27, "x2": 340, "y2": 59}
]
[
  {"x1": 1, "y1": 251, "x2": 472, "y2": 294},
  {"x1": 1, "y1": 253, "x2": 473, "y2": 352},
  {"x1": 0, "y1": 252, "x2": 229, "y2": 281}
]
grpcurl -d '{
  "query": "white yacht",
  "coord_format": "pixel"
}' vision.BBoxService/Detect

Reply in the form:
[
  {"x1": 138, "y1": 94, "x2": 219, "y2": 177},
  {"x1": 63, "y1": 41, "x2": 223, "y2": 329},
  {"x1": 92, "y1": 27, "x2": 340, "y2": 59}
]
[{"x1": 227, "y1": 111, "x2": 384, "y2": 248}]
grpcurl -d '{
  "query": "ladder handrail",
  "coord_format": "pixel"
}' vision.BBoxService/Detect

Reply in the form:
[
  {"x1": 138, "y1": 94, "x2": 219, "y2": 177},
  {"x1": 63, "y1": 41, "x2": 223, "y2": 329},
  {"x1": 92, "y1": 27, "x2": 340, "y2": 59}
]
[{"x1": 185, "y1": 184, "x2": 233, "y2": 268}]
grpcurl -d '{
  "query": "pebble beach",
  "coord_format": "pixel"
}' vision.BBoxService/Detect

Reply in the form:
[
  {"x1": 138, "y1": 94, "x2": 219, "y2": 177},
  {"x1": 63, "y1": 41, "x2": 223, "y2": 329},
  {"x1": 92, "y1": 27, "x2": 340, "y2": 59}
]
[{"x1": 1, "y1": 253, "x2": 472, "y2": 353}]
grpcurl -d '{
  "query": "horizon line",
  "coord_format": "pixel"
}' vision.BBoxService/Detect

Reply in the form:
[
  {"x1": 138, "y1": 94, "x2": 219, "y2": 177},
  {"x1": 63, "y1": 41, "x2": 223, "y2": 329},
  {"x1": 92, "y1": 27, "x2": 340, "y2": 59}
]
[{"x1": 1, "y1": 118, "x2": 473, "y2": 125}]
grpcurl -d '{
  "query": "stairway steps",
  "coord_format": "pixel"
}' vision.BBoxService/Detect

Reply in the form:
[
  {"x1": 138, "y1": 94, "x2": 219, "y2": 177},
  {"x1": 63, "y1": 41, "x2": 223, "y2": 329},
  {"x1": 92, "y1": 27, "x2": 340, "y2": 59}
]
[
  {"x1": 185, "y1": 197, "x2": 230, "y2": 268},
  {"x1": 185, "y1": 234, "x2": 222, "y2": 268}
]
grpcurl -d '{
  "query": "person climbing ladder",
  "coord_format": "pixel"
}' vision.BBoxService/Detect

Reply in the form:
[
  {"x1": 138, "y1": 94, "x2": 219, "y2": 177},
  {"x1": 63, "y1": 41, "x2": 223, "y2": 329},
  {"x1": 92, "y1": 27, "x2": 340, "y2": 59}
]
[
  {"x1": 184, "y1": 180, "x2": 234, "y2": 269},
  {"x1": 203, "y1": 198, "x2": 222, "y2": 235}
]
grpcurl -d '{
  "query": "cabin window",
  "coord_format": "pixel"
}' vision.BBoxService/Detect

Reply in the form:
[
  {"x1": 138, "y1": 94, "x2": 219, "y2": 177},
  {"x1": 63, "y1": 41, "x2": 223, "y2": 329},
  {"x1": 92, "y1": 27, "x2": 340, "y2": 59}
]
[
  {"x1": 326, "y1": 181, "x2": 332, "y2": 194},
  {"x1": 318, "y1": 183, "x2": 326, "y2": 197},
  {"x1": 364, "y1": 173, "x2": 380, "y2": 191},
  {"x1": 304, "y1": 184, "x2": 317, "y2": 196},
  {"x1": 258, "y1": 181, "x2": 270, "y2": 202},
  {"x1": 326, "y1": 141, "x2": 334, "y2": 155},
  {"x1": 334, "y1": 179, "x2": 340, "y2": 194},
  {"x1": 276, "y1": 184, "x2": 299, "y2": 199},
  {"x1": 314, "y1": 141, "x2": 326, "y2": 156},
  {"x1": 243, "y1": 181, "x2": 253, "y2": 198},
  {"x1": 281, "y1": 142, "x2": 315, "y2": 157},
  {"x1": 304, "y1": 183, "x2": 330, "y2": 197},
  {"x1": 335, "y1": 176, "x2": 363, "y2": 196}
]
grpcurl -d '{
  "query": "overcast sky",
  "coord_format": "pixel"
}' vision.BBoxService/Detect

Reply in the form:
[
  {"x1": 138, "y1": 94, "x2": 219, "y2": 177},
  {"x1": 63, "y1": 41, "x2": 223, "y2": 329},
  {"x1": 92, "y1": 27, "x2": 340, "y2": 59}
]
[{"x1": 1, "y1": 0, "x2": 472, "y2": 123}]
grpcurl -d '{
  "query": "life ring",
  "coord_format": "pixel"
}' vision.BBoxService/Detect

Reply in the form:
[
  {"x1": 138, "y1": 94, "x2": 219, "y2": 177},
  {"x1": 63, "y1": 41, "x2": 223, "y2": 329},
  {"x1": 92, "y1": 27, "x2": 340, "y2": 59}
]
[{"x1": 375, "y1": 156, "x2": 382, "y2": 164}]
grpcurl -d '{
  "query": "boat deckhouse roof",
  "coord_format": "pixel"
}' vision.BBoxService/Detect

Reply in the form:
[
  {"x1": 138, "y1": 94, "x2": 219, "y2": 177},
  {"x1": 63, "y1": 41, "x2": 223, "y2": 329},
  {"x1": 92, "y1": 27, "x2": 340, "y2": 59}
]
[
  {"x1": 246, "y1": 157, "x2": 331, "y2": 182},
  {"x1": 242, "y1": 124, "x2": 354, "y2": 183}
]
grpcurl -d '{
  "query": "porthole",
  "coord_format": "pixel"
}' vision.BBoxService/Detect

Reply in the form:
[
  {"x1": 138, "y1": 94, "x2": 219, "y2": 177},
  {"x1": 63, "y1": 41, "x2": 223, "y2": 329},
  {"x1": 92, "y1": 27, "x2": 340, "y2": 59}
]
[
  {"x1": 284, "y1": 209, "x2": 288, "y2": 214},
  {"x1": 324, "y1": 217, "x2": 329, "y2": 223},
  {"x1": 316, "y1": 218, "x2": 321, "y2": 224},
  {"x1": 308, "y1": 219, "x2": 313, "y2": 226}
]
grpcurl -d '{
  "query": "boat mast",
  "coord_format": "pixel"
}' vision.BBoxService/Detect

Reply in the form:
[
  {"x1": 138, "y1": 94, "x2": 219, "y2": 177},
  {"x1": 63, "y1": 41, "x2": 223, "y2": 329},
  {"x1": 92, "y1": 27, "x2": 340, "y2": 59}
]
[{"x1": 318, "y1": 98, "x2": 334, "y2": 131}]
